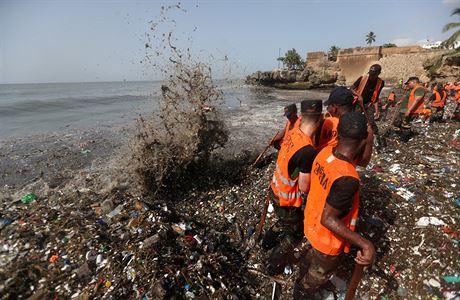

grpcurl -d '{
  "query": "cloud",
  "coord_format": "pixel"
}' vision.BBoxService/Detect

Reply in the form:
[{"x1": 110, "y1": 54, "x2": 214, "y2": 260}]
[
  {"x1": 442, "y1": 0, "x2": 460, "y2": 5},
  {"x1": 390, "y1": 37, "x2": 416, "y2": 46}
]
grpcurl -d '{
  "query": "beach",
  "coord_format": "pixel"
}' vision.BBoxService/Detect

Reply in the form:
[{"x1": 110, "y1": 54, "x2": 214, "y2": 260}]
[{"x1": 1, "y1": 82, "x2": 459, "y2": 299}]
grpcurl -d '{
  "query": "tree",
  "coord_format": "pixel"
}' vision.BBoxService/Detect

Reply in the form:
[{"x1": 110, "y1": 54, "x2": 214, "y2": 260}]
[
  {"x1": 277, "y1": 48, "x2": 305, "y2": 70},
  {"x1": 442, "y1": 7, "x2": 460, "y2": 49},
  {"x1": 328, "y1": 45, "x2": 340, "y2": 61},
  {"x1": 365, "y1": 31, "x2": 376, "y2": 46},
  {"x1": 383, "y1": 43, "x2": 397, "y2": 48}
]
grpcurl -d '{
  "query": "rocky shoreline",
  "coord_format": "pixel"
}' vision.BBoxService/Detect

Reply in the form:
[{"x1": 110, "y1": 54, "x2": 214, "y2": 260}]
[{"x1": 246, "y1": 50, "x2": 460, "y2": 90}]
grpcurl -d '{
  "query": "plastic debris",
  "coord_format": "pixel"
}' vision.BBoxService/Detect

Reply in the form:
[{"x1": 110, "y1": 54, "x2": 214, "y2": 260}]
[
  {"x1": 21, "y1": 193, "x2": 37, "y2": 204},
  {"x1": 416, "y1": 217, "x2": 446, "y2": 227}
]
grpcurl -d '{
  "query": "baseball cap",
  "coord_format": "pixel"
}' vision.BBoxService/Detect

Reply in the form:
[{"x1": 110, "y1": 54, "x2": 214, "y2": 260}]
[
  {"x1": 405, "y1": 76, "x2": 419, "y2": 84},
  {"x1": 338, "y1": 112, "x2": 368, "y2": 140},
  {"x1": 300, "y1": 100, "x2": 322, "y2": 114},
  {"x1": 324, "y1": 86, "x2": 354, "y2": 106},
  {"x1": 284, "y1": 103, "x2": 297, "y2": 117}
]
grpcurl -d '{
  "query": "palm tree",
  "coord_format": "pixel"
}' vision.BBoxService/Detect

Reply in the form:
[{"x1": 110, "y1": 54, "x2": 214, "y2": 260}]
[
  {"x1": 365, "y1": 32, "x2": 376, "y2": 46},
  {"x1": 442, "y1": 7, "x2": 460, "y2": 49}
]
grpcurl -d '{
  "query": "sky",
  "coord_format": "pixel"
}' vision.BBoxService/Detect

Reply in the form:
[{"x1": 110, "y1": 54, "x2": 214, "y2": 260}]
[{"x1": 1, "y1": 0, "x2": 459, "y2": 84}]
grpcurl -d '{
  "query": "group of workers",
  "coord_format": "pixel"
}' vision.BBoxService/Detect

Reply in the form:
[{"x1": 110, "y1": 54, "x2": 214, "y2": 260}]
[
  {"x1": 264, "y1": 64, "x2": 460, "y2": 298},
  {"x1": 383, "y1": 80, "x2": 460, "y2": 127}
]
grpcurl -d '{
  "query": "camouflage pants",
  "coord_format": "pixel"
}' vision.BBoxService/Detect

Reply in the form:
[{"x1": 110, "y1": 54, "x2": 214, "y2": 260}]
[{"x1": 295, "y1": 247, "x2": 341, "y2": 293}]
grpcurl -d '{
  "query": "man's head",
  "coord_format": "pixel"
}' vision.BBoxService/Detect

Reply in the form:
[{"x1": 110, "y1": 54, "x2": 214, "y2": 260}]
[
  {"x1": 368, "y1": 64, "x2": 382, "y2": 79},
  {"x1": 284, "y1": 103, "x2": 298, "y2": 122},
  {"x1": 405, "y1": 76, "x2": 420, "y2": 89},
  {"x1": 300, "y1": 99, "x2": 323, "y2": 127},
  {"x1": 337, "y1": 112, "x2": 368, "y2": 154},
  {"x1": 324, "y1": 86, "x2": 354, "y2": 117}
]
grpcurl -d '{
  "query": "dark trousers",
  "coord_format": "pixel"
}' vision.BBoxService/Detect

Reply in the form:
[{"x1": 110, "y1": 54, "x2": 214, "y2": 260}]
[{"x1": 266, "y1": 190, "x2": 304, "y2": 275}]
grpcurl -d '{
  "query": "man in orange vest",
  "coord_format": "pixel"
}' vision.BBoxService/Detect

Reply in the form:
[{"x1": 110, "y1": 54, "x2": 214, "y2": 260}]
[
  {"x1": 271, "y1": 103, "x2": 299, "y2": 150},
  {"x1": 293, "y1": 112, "x2": 376, "y2": 298},
  {"x1": 429, "y1": 83, "x2": 447, "y2": 123},
  {"x1": 393, "y1": 76, "x2": 426, "y2": 141},
  {"x1": 266, "y1": 100, "x2": 323, "y2": 276},
  {"x1": 351, "y1": 64, "x2": 385, "y2": 148},
  {"x1": 318, "y1": 87, "x2": 374, "y2": 167}
]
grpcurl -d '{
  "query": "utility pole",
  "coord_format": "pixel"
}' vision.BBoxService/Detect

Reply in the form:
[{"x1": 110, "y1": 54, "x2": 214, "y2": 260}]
[{"x1": 278, "y1": 48, "x2": 281, "y2": 69}]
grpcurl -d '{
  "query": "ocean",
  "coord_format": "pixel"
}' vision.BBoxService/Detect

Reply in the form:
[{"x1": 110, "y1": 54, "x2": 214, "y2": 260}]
[{"x1": 0, "y1": 80, "x2": 247, "y2": 139}]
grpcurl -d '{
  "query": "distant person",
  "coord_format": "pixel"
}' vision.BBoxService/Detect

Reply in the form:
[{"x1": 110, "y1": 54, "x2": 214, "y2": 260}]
[
  {"x1": 396, "y1": 76, "x2": 426, "y2": 141},
  {"x1": 266, "y1": 100, "x2": 323, "y2": 276},
  {"x1": 271, "y1": 103, "x2": 299, "y2": 150},
  {"x1": 294, "y1": 112, "x2": 375, "y2": 298},
  {"x1": 398, "y1": 78, "x2": 404, "y2": 89},
  {"x1": 429, "y1": 83, "x2": 447, "y2": 123},
  {"x1": 381, "y1": 91, "x2": 396, "y2": 121},
  {"x1": 317, "y1": 86, "x2": 374, "y2": 167},
  {"x1": 350, "y1": 64, "x2": 385, "y2": 149}
]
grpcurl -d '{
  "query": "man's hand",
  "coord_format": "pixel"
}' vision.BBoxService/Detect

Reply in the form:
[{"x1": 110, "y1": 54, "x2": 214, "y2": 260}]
[
  {"x1": 374, "y1": 110, "x2": 380, "y2": 120},
  {"x1": 355, "y1": 240, "x2": 376, "y2": 266},
  {"x1": 404, "y1": 111, "x2": 410, "y2": 118}
]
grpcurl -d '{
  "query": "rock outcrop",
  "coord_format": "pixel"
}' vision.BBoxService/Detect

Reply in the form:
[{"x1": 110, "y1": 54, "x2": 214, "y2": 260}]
[
  {"x1": 246, "y1": 61, "x2": 339, "y2": 89},
  {"x1": 424, "y1": 51, "x2": 460, "y2": 83}
]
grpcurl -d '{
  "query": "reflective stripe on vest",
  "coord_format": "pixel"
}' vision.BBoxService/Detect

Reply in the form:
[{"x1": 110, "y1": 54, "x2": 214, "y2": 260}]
[
  {"x1": 354, "y1": 75, "x2": 383, "y2": 103},
  {"x1": 271, "y1": 127, "x2": 313, "y2": 207},
  {"x1": 304, "y1": 146, "x2": 360, "y2": 256}
]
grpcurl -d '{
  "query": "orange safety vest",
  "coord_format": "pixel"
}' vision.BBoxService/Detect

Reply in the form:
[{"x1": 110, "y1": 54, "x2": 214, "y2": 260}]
[
  {"x1": 317, "y1": 116, "x2": 339, "y2": 151},
  {"x1": 304, "y1": 146, "x2": 360, "y2": 256},
  {"x1": 432, "y1": 90, "x2": 446, "y2": 108},
  {"x1": 388, "y1": 92, "x2": 395, "y2": 102},
  {"x1": 271, "y1": 127, "x2": 313, "y2": 207},
  {"x1": 354, "y1": 75, "x2": 383, "y2": 104},
  {"x1": 407, "y1": 84, "x2": 426, "y2": 115}
]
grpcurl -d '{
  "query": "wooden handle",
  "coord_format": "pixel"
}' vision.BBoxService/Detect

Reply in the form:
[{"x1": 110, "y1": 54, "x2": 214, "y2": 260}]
[
  {"x1": 251, "y1": 131, "x2": 279, "y2": 167},
  {"x1": 345, "y1": 263, "x2": 365, "y2": 300}
]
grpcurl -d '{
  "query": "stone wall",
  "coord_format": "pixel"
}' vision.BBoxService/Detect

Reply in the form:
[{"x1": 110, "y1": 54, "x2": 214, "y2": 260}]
[
  {"x1": 306, "y1": 51, "x2": 326, "y2": 65},
  {"x1": 306, "y1": 45, "x2": 441, "y2": 85},
  {"x1": 336, "y1": 47, "x2": 381, "y2": 84}
]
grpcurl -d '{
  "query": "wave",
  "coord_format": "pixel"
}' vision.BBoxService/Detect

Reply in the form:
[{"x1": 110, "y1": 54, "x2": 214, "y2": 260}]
[{"x1": 0, "y1": 95, "x2": 154, "y2": 117}]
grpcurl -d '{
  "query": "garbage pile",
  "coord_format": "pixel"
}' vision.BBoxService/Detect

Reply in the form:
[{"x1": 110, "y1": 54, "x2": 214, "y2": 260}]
[{"x1": 1, "y1": 122, "x2": 459, "y2": 299}]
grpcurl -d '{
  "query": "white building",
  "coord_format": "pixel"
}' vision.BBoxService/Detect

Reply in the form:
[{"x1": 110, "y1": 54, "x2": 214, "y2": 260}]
[{"x1": 420, "y1": 39, "x2": 459, "y2": 49}]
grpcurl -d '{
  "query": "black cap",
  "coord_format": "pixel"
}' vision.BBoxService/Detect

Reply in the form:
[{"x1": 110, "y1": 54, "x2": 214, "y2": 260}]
[
  {"x1": 405, "y1": 76, "x2": 419, "y2": 84},
  {"x1": 300, "y1": 100, "x2": 322, "y2": 114},
  {"x1": 369, "y1": 64, "x2": 382, "y2": 74},
  {"x1": 324, "y1": 86, "x2": 354, "y2": 106},
  {"x1": 338, "y1": 112, "x2": 368, "y2": 140},
  {"x1": 284, "y1": 103, "x2": 297, "y2": 117}
]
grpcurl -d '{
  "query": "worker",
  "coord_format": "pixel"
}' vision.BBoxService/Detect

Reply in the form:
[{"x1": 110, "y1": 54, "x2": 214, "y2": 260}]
[
  {"x1": 381, "y1": 91, "x2": 396, "y2": 121},
  {"x1": 294, "y1": 112, "x2": 376, "y2": 298},
  {"x1": 397, "y1": 76, "x2": 426, "y2": 141},
  {"x1": 429, "y1": 83, "x2": 447, "y2": 123},
  {"x1": 317, "y1": 86, "x2": 374, "y2": 167},
  {"x1": 266, "y1": 100, "x2": 323, "y2": 276},
  {"x1": 351, "y1": 64, "x2": 385, "y2": 148},
  {"x1": 271, "y1": 103, "x2": 300, "y2": 150}
]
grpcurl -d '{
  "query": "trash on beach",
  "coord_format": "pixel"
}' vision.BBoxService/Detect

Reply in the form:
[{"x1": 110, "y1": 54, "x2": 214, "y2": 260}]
[
  {"x1": 21, "y1": 193, "x2": 37, "y2": 204},
  {"x1": 416, "y1": 217, "x2": 446, "y2": 227}
]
